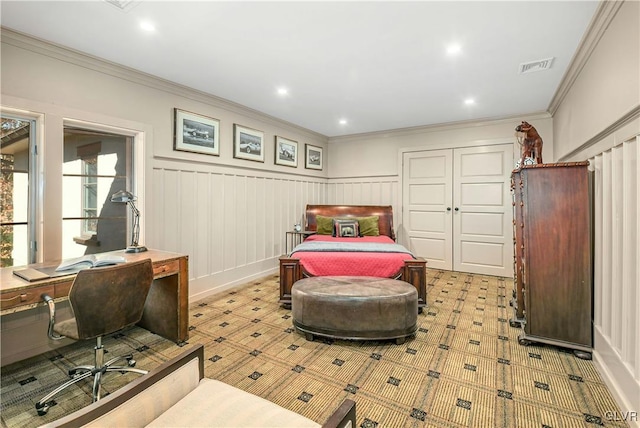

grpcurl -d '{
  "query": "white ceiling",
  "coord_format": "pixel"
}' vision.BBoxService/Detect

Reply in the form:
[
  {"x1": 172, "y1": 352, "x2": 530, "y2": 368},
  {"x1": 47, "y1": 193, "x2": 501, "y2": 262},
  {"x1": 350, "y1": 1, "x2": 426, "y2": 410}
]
[{"x1": 1, "y1": 1, "x2": 599, "y2": 137}]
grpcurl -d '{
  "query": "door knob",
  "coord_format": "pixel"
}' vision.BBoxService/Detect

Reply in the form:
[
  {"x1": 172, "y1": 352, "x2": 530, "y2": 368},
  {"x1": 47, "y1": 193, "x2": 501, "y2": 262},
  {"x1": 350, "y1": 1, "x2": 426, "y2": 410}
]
[
  {"x1": 447, "y1": 207, "x2": 452, "y2": 211},
  {"x1": 454, "y1": 207, "x2": 459, "y2": 211}
]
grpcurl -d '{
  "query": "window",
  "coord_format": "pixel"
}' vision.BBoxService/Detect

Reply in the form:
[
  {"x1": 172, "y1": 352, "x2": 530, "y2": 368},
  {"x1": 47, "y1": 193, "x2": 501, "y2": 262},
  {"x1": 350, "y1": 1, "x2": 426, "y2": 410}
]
[
  {"x1": 62, "y1": 128, "x2": 132, "y2": 258},
  {"x1": 0, "y1": 115, "x2": 36, "y2": 267}
]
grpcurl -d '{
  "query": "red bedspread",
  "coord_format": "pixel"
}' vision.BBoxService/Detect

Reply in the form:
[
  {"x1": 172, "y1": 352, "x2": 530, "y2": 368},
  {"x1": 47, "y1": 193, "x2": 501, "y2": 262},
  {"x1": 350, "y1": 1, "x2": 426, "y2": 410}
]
[{"x1": 291, "y1": 235, "x2": 414, "y2": 277}]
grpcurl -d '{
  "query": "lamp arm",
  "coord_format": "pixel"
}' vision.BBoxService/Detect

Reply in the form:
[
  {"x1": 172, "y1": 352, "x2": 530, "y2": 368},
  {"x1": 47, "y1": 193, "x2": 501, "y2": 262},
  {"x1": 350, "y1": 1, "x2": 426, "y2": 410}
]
[
  {"x1": 127, "y1": 200, "x2": 140, "y2": 216},
  {"x1": 128, "y1": 200, "x2": 141, "y2": 247}
]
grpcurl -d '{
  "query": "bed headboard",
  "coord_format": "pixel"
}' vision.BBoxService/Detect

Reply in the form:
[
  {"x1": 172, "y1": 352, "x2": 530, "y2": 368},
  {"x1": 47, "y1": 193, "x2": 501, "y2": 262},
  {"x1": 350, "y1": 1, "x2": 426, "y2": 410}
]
[{"x1": 305, "y1": 205, "x2": 396, "y2": 241}]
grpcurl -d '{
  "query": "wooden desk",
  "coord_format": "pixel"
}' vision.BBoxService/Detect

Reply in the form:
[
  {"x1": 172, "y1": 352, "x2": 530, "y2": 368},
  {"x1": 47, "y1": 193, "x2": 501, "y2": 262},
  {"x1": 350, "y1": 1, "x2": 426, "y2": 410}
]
[{"x1": 1, "y1": 249, "x2": 189, "y2": 344}]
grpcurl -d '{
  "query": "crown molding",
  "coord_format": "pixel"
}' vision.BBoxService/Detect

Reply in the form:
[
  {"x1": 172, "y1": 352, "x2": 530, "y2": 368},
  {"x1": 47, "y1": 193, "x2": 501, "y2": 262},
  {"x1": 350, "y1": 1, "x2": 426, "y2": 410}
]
[
  {"x1": 548, "y1": 0, "x2": 625, "y2": 115},
  {"x1": 0, "y1": 27, "x2": 327, "y2": 141},
  {"x1": 329, "y1": 111, "x2": 551, "y2": 144}
]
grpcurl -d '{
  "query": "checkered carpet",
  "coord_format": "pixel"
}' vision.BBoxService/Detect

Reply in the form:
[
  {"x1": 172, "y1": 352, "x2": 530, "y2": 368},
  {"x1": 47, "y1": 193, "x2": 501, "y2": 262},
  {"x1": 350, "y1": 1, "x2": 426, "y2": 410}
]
[{"x1": 0, "y1": 270, "x2": 628, "y2": 427}]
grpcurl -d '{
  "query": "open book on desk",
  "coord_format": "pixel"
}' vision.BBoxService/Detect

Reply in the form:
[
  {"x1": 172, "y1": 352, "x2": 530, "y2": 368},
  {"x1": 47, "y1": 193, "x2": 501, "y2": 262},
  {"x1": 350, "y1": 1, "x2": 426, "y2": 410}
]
[{"x1": 55, "y1": 254, "x2": 126, "y2": 272}]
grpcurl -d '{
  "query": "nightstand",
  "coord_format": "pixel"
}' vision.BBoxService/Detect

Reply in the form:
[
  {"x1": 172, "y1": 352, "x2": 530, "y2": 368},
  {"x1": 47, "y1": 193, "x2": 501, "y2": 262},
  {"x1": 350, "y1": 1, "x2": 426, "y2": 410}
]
[{"x1": 285, "y1": 230, "x2": 315, "y2": 254}]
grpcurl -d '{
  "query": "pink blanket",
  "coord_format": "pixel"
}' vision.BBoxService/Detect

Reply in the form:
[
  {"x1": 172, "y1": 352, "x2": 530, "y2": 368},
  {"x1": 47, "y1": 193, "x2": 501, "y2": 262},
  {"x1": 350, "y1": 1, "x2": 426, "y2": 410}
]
[{"x1": 291, "y1": 235, "x2": 414, "y2": 277}]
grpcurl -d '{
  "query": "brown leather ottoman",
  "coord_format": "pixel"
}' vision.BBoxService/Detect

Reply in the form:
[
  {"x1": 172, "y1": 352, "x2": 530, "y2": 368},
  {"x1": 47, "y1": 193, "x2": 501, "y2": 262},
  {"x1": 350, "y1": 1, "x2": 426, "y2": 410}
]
[{"x1": 291, "y1": 276, "x2": 418, "y2": 345}]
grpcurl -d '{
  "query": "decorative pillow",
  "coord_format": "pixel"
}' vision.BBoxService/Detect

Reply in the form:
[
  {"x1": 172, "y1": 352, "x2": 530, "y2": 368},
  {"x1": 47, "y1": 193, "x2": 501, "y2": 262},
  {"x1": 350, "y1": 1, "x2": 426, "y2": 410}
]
[
  {"x1": 356, "y1": 216, "x2": 380, "y2": 236},
  {"x1": 315, "y1": 215, "x2": 334, "y2": 235},
  {"x1": 334, "y1": 219, "x2": 360, "y2": 238}
]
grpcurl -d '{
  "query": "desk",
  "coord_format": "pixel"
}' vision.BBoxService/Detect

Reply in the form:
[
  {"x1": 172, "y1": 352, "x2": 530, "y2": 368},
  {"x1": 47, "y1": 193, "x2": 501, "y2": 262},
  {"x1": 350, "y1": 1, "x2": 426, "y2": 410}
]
[{"x1": 1, "y1": 249, "x2": 189, "y2": 344}]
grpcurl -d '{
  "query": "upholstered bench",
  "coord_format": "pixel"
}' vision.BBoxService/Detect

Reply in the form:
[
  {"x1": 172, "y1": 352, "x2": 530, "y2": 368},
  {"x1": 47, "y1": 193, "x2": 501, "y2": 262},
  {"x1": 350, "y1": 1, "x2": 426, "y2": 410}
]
[
  {"x1": 40, "y1": 345, "x2": 356, "y2": 428},
  {"x1": 291, "y1": 276, "x2": 418, "y2": 345}
]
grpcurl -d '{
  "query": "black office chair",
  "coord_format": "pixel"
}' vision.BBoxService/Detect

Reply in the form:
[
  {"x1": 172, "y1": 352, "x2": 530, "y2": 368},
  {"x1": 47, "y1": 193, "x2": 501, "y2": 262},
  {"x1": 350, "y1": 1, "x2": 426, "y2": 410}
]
[{"x1": 35, "y1": 258, "x2": 154, "y2": 416}]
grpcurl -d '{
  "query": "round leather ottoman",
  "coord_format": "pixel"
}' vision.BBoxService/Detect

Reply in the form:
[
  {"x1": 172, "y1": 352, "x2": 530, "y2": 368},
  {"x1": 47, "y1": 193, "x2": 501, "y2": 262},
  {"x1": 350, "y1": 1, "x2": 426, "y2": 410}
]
[{"x1": 291, "y1": 276, "x2": 418, "y2": 345}]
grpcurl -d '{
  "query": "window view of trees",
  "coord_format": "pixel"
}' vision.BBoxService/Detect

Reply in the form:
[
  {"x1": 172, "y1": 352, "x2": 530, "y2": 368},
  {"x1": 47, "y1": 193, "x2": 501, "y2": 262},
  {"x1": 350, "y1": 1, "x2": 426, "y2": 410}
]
[{"x1": 0, "y1": 117, "x2": 31, "y2": 267}]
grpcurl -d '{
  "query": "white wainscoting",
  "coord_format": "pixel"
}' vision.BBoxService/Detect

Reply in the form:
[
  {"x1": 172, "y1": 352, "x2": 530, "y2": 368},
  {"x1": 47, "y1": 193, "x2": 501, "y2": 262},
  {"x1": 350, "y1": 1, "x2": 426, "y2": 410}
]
[
  {"x1": 327, "y1": 176, "x2": 400, "y2": 234},
  {"x1": 590, "y1": 135, "x2": 640, "y2": 420},
  {"x1": 151, "y1": 159, "x2": 327, "y2": 301}
]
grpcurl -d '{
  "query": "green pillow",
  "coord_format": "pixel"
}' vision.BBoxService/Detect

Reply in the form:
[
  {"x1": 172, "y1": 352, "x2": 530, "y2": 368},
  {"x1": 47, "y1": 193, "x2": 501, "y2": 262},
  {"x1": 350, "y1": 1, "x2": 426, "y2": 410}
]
[
  {"x1": 357, "y1": 216, "x2": 380, "y2": 236},
  {"x1": 316, "y1": 215, "x2": 334, "y2": 235}
]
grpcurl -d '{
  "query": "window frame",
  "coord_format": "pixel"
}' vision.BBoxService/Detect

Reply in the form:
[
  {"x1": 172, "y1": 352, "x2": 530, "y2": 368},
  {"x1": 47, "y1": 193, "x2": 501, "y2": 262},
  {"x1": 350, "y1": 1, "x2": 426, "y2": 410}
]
[
  {"x1": 0, "y1": 112, "x2": 38, "y2": 266},
  {"x1": 80, "y1": 153, "x2": 98, "y2": 236}
]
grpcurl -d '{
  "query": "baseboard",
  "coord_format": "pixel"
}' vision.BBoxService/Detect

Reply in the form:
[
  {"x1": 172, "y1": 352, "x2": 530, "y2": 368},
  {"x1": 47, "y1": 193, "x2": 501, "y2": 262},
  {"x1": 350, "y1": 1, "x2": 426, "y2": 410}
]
[
  {"x1": 189, "y1": 265, "x2": 279, "y2": 303},
  {"x1": 593, "y1": 327, "x2": 640, "y2": 427}
]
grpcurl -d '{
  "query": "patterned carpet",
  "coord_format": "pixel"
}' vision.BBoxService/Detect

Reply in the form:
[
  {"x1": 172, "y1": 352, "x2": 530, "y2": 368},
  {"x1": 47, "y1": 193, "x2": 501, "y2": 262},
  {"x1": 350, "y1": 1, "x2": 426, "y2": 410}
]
[{"x1": 0, "y1": 269, "x2": 628, "y2": 428}]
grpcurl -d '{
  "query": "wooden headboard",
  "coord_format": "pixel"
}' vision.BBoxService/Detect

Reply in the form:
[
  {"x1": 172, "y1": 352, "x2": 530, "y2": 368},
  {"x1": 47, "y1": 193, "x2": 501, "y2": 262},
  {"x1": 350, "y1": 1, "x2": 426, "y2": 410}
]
[{"x1": 304, "y1": 205, "x2": 396, "y2": 241}]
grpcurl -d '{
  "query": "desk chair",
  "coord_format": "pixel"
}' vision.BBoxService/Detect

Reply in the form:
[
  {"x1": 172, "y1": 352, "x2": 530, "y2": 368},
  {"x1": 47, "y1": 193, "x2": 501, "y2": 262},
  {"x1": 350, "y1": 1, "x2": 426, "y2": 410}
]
[{"x1": 35, "y1": 259, "x2": 154, "y2": 416}]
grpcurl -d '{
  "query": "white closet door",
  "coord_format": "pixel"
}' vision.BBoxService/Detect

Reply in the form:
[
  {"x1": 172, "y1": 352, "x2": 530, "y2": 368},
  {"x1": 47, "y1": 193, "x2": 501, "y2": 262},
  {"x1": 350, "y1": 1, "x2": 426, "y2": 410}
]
[
  {"x1": 402, "y1": 144, "x2": 514, "y2": 277},
  {"x1": 402, "y1": 149, "x2": 453, "y2": 270},
  {"x1": 453, "y1": 145, "x2": 514, "y2": 277}
]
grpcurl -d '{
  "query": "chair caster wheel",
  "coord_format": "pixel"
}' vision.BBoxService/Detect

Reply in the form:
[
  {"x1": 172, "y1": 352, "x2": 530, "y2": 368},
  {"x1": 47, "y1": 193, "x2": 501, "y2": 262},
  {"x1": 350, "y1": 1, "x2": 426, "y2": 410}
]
[
  {"x1": 573, "y1": 350, "x2": 592, "y2": 360},
  {"x1": 518, "y1": 336, "x2": 532, "y2": 346},
  {"x1": 127, "y1": 359, "x2": 137, "y2": 367},
  {"x1": 36, "y1": 400, "x2": 54, "y2": 416}
]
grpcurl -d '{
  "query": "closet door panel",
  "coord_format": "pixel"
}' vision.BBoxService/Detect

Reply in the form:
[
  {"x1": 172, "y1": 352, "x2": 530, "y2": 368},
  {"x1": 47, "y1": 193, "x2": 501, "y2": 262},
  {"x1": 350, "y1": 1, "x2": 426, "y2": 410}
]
[
  {"x1": 403, "y1": 150, "x2": 453, "y2": 270},
  {"x1": 454, "y1": 145, "x2": 514, "y2": 276}
]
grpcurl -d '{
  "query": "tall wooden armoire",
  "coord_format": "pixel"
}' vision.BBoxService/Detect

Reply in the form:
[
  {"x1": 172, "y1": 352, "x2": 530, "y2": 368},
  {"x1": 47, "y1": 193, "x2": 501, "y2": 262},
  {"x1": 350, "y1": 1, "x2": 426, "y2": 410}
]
[{"x1": 510, "y1": 162, "x2": 592, "y2": 359}]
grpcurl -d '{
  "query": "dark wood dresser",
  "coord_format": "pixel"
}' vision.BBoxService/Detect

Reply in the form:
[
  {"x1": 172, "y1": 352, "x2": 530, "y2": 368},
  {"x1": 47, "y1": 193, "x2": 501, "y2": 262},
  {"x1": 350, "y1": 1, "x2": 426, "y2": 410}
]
[{"x1": 510, "y1": 162, "x2": 592, "y2": 359}]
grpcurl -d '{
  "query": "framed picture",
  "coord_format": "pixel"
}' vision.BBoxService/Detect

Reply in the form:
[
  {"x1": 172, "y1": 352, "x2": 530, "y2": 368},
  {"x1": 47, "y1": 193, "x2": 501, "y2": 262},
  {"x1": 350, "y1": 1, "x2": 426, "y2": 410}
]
[
  {"x1": 305, "y1": 144, "x2": 323, "y2": 170},
  {"x1": 174, "y1": 108, "x2": 220, "y2": 156},
  {"x1": 233, "y1": 124, "x2": 264, "y2": 162},
  {"x1": 274, "y1": 136, "x2": 298, "y2": 167}
]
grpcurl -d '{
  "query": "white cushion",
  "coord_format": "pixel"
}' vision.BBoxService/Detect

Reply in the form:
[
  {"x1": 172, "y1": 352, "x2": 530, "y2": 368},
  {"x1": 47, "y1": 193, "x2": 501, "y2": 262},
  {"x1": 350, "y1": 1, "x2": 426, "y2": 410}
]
[
  {"x1": 80, "y1": 359, "x2": 201, "y2": 428},
  {"x1": 147, "y1": 379, "x2": 320, "y2": 428}
]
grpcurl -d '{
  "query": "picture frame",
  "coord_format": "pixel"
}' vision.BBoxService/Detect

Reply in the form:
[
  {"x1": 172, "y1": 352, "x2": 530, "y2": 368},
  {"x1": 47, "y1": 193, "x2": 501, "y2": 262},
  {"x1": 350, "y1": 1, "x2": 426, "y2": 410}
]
[
  {"x1": 233, "y1": 124, "x2": 264, "y2": 162},
  {"x1": 305, "y1": 144, "x2": 323, "y2": 170},
  {"x1": 174, "y1": 108, "x2": 220, "y2": 156},
  {"x1": 274, "y1": 136, "x2": 298, "y2": 167}
]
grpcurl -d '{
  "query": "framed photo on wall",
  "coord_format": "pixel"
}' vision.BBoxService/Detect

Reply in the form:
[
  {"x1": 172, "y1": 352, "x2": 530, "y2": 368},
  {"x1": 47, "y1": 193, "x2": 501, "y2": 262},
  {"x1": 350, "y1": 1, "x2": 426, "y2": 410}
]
[
  {"x1": 275, "y1": 136, "x2": 298, "y2": 167},
  {"x1": 174, "y1": 108, "x2": 220, "y2": 156},
  {"x1": 233, "y1": 124, "x2": 264, "y2": 162},
  {"x1": 305, "y1": 144, "x2": 323, "y2": 170}
]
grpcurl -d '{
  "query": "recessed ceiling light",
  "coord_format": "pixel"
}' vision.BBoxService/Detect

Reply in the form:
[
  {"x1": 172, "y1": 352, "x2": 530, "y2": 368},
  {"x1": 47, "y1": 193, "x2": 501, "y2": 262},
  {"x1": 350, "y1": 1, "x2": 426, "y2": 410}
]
[
  {"x1": 339, "y1": 119, "x2": 347, "y2": 125},
  {"x1": 277, "y1": 87, "x2": 288, "y2": 96},
  {"x1": 464, "y1": 98, "x2": 475, "y2": 105},
  {"x1": 446, "y1": 43, "x2": 462, "y2": 56},
  {"x1": 140, "y1": 21, "x2": 155, "y2": 32}
]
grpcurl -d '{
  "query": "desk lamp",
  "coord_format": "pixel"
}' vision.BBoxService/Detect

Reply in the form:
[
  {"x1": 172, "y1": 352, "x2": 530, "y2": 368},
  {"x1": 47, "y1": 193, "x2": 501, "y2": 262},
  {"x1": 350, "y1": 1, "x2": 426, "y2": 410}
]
[{"x1": 110, "y1": 190, "x2": 147, "y2": 253}]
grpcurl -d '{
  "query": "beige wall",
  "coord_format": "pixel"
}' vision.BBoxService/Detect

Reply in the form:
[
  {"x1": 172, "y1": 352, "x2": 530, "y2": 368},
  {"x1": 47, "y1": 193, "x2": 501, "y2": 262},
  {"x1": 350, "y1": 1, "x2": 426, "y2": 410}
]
[
  {"x1": 328, "y1": 115, "x2": 554, "y2": 179},
  {"x1": 553, "y1": 0, "x2": 639, "y2": 161}
]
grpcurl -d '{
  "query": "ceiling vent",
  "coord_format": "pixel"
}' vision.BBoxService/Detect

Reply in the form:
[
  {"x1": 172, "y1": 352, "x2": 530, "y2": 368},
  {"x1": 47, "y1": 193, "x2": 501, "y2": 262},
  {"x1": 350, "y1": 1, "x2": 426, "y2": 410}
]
[
  {"x1": 519, "y1": 57, "x2": 554, "y2": 74},
  {"x1": 103, "y1": 0, "x2": 140, "y2": 12}
]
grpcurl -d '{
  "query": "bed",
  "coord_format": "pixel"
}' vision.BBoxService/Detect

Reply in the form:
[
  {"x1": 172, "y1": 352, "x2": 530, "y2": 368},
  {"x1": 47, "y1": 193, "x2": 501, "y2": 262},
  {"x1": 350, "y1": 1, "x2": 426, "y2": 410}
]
[{"x1": 279, "y1": 205, "x2": 427, "y2": 311}]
